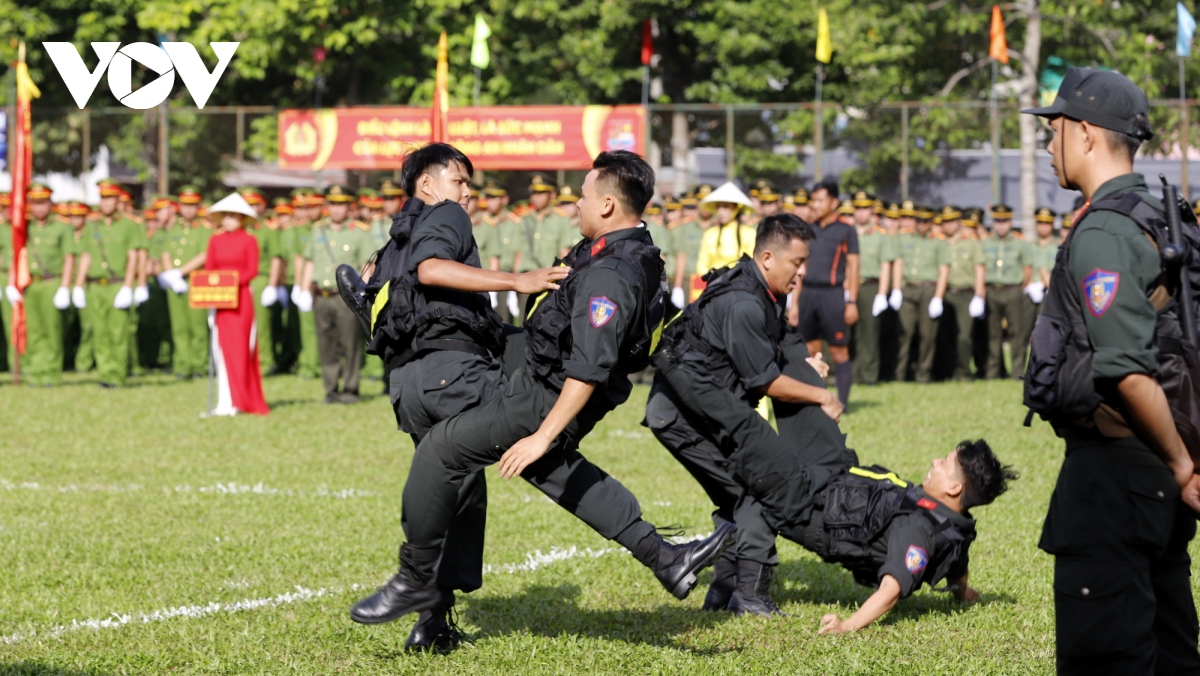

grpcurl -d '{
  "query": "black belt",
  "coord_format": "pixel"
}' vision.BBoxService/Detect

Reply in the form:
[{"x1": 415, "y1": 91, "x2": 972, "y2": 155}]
[
  {"x1": 861, "y1": 278, "x2": 880, "y2": 285},
  {"x1": 906, "y1": 281, "x2": 936, "y2": 288},
  {"x1": 88, "y1": 277, "x2": 123, "y2": 285},
  {"x1": 988, "y1": 283, "x2": 1021, "y2": 290}
]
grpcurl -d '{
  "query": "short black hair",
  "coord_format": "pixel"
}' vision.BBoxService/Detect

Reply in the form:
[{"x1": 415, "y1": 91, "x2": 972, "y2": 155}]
[
  {"x1": 592, "y1": 150, "x2": 655, "y2": 216},
  {"x1": 955, "y1": 439, "x2": 1018, "y2": 510},
  {"x1": 811, "y1": 178, "x2": 840, "y2": 199},
  {"x1": 400, "y1": 143, "x2": 474, "y2": 196},
  {"x1": 754, "y1": 213, "x2": 815, "y2": 255},
  {"x1": 1100, "y1": 113, "x2": 1151, "y2": 162}
]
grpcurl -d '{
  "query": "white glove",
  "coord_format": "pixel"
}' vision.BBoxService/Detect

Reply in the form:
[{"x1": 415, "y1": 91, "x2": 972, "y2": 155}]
[
  {"x1": 156, "y1": 272, "x2": 170, "y2": 289},
  {"x1": 506, "y1": 290, "x2": 520, "y2": 318},
  {"x1": 276, "y1": 286, "x2": 290, "y2": 309},
  {"x1": 928, "y1": 296, "x2": 943, "y2": 319},
  {"x1": 291, "y1": 284, "x2": 304, "y2": 307},
  {"x1": 671, "y1": 286, "x2": 686, "y2": 308},
  {"x1": 5, "y1": 285, "x2": 22, "y2": 304},
  {"x1": 160, "y1": 268, "x2": 185, "y2": 294},
  {"x1": 53, "y1": 286, "x2": 70, "y2": 310},
  {"x1": 888, "y1": 288, "x2": 903, "y2": 311},
  {"x1": 170, "y1": 276, "x2": 189, "y2": 294},
  {"x1": 133, "y1": 285, "x2": 150, "y2": 306},
  {"x1": 1024, "y1": 281, "x2": 1045, "y2": 304},
  {"x1": 113, "y1": 286, "x2": 134, "y2": 309},
  {"x1": 260, "y1": 285, "x2": 278, "y2": 307},
  {"x1": 871, "y1": 294, "x2": 888, "y2": 317},
  {"x1": 296, "y1": 290, "x2": 313, "y2": 313},
  {"x1": 72, "y1": 286, "x2": 87, "y2": 309},
  {"x1": 968, "y1": 295, "x2": 986, "y2": 318},
  {"x1": 489, "y1": 291, "x2": 498, "y2": 309}
]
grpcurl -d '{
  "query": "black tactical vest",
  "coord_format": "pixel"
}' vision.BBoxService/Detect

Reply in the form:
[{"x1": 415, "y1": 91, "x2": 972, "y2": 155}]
[
  {"x1": 816, "y1": 466, "x2": 975, "y2": 590},
  {"x1": 653, "y1": 256, "x2": 785, "y2": 403},
  {"x1": 523, "y1": 229, "x2": 668, "y2": 385},
  {"x1": 1024, "y1": 190, "x2": 1200, "y2": 451},
  {"x1": 363, "y1": 199, "x2": 504, "y2": 371}
]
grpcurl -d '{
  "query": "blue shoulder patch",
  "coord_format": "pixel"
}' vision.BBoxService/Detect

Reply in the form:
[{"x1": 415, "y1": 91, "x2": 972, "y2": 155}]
[
  {"x1": 589, "y1": 296, "x2": 617, "y2": 327},
  {"x1": 905, "y1": 545, "x2": 928, "y2": 575},
  {"x1": 1081, "y1": 268, "x2": 1119, "y2": 317}
]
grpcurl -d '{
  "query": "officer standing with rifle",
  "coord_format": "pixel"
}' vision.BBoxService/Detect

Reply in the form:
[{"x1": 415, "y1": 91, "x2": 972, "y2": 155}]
[
  {"x1": 350, "y1": 151, "x2": 735, "y2": 645},
  {"x1": 1023, "y1": 67, "x2": 1200, "y2": 674}
]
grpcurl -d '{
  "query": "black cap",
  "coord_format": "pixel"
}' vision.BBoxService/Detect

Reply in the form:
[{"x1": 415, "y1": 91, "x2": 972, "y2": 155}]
[{"x1": 1021, "y1": 67, "x2": 1153, "y2": 140}]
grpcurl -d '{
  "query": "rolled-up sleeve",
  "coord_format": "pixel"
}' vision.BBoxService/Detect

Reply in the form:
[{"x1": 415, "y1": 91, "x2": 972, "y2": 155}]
[{"x1": 409, "y1": 204, "x2": 471, "y2": 272}]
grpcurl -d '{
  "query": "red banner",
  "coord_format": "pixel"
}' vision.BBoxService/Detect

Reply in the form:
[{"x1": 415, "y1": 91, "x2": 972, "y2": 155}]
[
  {"x1": 278, "y1": 105, "x2": 646, "y2": 171},
  {"x1": 189, "y1": 271, "x2": 240, "y2": 309}
]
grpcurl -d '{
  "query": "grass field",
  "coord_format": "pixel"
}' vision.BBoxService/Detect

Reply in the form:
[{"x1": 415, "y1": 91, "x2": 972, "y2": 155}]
[{"x1": 1, "y1": 371, "x2": 1188, "y2": 675}]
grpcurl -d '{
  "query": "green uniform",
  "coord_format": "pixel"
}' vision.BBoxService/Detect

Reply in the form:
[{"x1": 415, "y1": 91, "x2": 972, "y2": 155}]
[
  {"x1": 672, "y1": 218, "x2": 705, "y2": 287},
  {"x1": 943, "y1": 235, "x2": 985, "y2": 380},
  {"x1": 21, "y1": 216, "x2": 76, "y2": 385},
  {"x1": 647, "y1": 220, "x2": 675, "y2": 280},
  {"x1": 0, "y1": 221, "x2": 11, "y2": 372},
  {"x1": 895, "y1": 230, "x2": 949, "y2": 382},
  {"x1": 249, "y1": 225, "x2": 282, "y2": 374},
  {"x1": 66, "y1": 226, "x2": 92, "y2": 372},
  {"x1": 287, "y1": 221, "x2": 320, "y2": 377},
  {"x1": 476, "y1": 210, "x2": 522, "y2": 322},
  {"x1": 161, "y1": 217, "x2": 212, "y2": 377},
  {"x1": 77, "y1": 214, "x2": 147, "y2": 386},
  {"x1": 983, "y1": 232, "x2": 1034, "y2": 378},
  {"x1": 136, "y1": 227, "x2": 170, "y2": 371},
  {"x1": 1034, "y1": 236, "x2": 1060, "y2": 285},
  {"x1": 853, "y1": 226, "x2": 898, "y2": 385},
  {"x1": 303, "y1": 219, "x2": 374, "y2": 399}
]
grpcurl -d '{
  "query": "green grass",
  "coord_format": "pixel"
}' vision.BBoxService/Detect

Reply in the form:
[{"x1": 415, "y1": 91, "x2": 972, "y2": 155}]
[{"x1": 0, "y1": 372, "x2": 1172, "y2": 674}]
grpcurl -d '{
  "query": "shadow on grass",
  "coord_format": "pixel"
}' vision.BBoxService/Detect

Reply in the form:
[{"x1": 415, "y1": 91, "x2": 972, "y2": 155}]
[
  {"x1": 458, "y1": 584, "x2": 743, "y2": 655},
  {"x1": 0, "y1": 664, "x2": 114, "y2": 676},
  {"x1": 774, "y1": 558, "x2": 1019, "y2": 624}
]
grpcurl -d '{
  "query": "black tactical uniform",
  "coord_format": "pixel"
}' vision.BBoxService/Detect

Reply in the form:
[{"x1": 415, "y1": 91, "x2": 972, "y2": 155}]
[
  {"x1": 1024, "y1": 68, "x2": 1200, "y2": 674},
  {"x1": 397, "y1": 225, "x2": 732, "y2": 598}
]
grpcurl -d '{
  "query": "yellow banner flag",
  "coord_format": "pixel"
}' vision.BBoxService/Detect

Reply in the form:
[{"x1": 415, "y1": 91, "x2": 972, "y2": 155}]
[{"x1": 816, "y1": 8, "x2": 833, "y2": 64}]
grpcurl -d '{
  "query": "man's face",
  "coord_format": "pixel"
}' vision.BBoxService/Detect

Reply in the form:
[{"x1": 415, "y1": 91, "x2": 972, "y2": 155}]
[
  {"x1": 255, "y1": 203, "x2": 267, "y2": 217},
  {"x1": 180, "y1": 204, "x2": 198, "y2": 220},
  {"x1": 577, "y1": 169, "x2": 606, "y2": 240},
  {"x1": 854, "y1": 207, "x2": 873, "y2": 226},
  {"x1": 883, "y1": 216, "x2": 899, "y2": 233},
  {"x1": 916, "y1": 219, "x2": 932, "y2": 235},
  {"x1": 70, "y1": 215, "x2": 85, "y2": 230},
  {"x1": 328, "y1": 203, "x2": 349, "y2": 223},
  {"x1": 941, "y1": 219, "x2": 960, "y2": 238},
  {"x1": 760, "y1": 201, "x2": 780, "y2": 216},
  {"x1": 560, "y1": 202, "x2": 579, "y2": 218},
  {"x1": 485, "y1": 195, "x2": 504, "y2": 215},
  {"x1": 530, "y1": 191, "x2": 551, "y2": 211},
  {"x1": 923, "y1": 449, "x2": 964, "y2": 498},
  {"x1": 100, "y1": 196, "x2": 118, "y2": 215},
  {"x1": 383, "y1": 197, "x2": 401, "y2": 216},
  {"x1": 425, "y1": 162, "x2": 473, "y2": 209},
  {"x1": 277, "y1": 213, "x2": 292, "y2": 227},
  {"x1": 760, "y1": 238, "x2": 810, "y2": 297},
  {"x1": 809, "y1": 189, "x2": 838, "y2": 222},
  {"x1": 156, "y1": 206, "x2": 176, "y2": 224},
  {"x1": 995, "y1": 219, "x2": 1013, "y2": 238},
  {"x1": 1036, "y1": 220, "x2": 1052, "y2": 238},
  {"x1": 30, "y1": 201, "x2": 51, "y2": 219},
  {"x1": 1047, "y1": 115, "x2": 1086, "y2": 190},
  {"x1": 899, "y1": 216, "x2": 916, "y2": 231},
  {"x1": 794, "y1": 204, "x2": 813, "y2": 222}
]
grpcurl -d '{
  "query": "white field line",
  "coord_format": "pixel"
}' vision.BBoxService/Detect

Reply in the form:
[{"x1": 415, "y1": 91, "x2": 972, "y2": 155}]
[
  {"x1": 0, "y1": 479, "x2": 376, "y2": 499},
  {"x1": 0, "y1": 532, "x2": 714, "y2": 646}
]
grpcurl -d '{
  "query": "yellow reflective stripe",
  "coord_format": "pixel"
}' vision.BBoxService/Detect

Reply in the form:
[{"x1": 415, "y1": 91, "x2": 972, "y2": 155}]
[
  {"x1": 649, "y1": 318, "x2": 665, "y2": 353},
  {"x1": 525, "y1": 261, "x2": 569, "y2": 321},
  {"x1": 370, "y1": 282, "x2": 390, "y2": 332},
  {"x1": 755, "y1": 397, "x2": 771, "y2": 421},
  {"x1": 848, "y1": 466, "x2": 908, "y2": 488}
]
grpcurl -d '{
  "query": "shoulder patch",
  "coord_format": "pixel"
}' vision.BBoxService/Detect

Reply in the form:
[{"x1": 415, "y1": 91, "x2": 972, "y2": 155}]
[
  {"x1": 916, "y1": 497, "x2": 938, "y2": 510},
  {"x1": 905, "y1": 545, "x2": 929, "y2": 575},
  {"x1": 591, "y1": 237, "x2": 607, "y2": 256},
  {"x1": 1081, "y1": 268, "x2": 1119, "y2": 317},
  {"x1": 589, "y1": 296, "x2": 617, "y2": 327}
]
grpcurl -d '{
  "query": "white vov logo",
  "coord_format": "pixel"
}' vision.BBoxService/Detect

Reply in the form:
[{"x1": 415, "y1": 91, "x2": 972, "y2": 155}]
[{"x1": 43, "y1": 42, "x2": 239, "y2": 110}]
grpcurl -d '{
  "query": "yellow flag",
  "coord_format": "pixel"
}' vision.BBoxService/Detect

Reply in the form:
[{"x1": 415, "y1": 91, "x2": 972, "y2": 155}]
[
  {"x1": 816, "y1": 8, "x2": 833, "y2": 64},
  {"x1": 16, "y1": 43, "x2": 41, "y2": 103}
]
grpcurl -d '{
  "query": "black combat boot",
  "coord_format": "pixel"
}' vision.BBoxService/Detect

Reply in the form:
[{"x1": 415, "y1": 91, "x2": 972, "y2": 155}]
[
  {"x1": 727, "y1": 560, "x2": 785, "y2": 616},
  {"x1": 405, "y1": 589, "x2": 463, "y2": 653},
  {"x1": 632, "y1": 522, "x2": 737, "y2": 600},
  {"x1": 350, "y1": 543, "x2": 443, "y2": 624},
  {"x1": 701, "y1": 554, "x2": 737, "y2": 611}
]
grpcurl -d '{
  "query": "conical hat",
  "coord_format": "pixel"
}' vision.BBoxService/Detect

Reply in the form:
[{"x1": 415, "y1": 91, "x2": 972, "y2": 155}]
[
  {"x1": 207, "y1": 192, "x2": 257, "y2": 219},
  {"x1": 699, "y1": 182, "x2": 753, "y2": 214}
]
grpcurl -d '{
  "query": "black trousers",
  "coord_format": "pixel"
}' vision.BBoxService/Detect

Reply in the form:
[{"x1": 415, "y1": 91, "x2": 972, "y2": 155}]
[
  {"x1": 647, "y1": 335, "x2": 854, "y2": 564},
  {"x1": 402, "y1": 368, "x2": 656, "y2": 572},
  {"x1": 390, "y1": 349, "x2": 504, "y2": 593},
  {"x1": 1040, "y1": 441, "x2": 1200, "y2": 675}
]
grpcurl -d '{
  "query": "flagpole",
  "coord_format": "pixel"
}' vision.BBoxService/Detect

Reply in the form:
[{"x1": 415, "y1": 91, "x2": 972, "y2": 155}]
[
  {"x1": 1182, "y1": 54, "x2": 1190, "y2": 200},
  {"x1": 474, "y1": 67, "x2": 481, "y2": 107},
  {"x1": 814, "y1": 63, "x2": 824, "y2": 182},
  {"x1": 642, "y1": 65, "x2": 649, "y2": 108},
  {"x1": 991, "y1": 59, "x2": 1001, "y2": 205}
]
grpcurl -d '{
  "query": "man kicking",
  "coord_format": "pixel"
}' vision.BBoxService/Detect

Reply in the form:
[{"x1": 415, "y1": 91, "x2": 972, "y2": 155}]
[
  {"x1": 350, "y1": 150, "x2": 735, "y2": 637},
  {"x1": 647, "y1": 213, "x2": 1015, "y2": 629}
]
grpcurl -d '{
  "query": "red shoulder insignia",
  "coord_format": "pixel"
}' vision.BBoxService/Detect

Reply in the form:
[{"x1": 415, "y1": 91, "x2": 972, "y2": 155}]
[{"x1": 591, "y1": 237, "x2": 607, "y2": 256}]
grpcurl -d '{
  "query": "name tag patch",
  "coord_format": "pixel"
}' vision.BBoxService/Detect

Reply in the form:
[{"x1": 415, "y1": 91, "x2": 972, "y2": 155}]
[
  {"x1": 589, "y1": 296, "x2": 618, "y2": 327},
  {"x1": 905, "y1": 545, "x2": 928, "y2": 575},
  {"x1": 1082, "y1": 268, "x2": 1119, "y2": 317}
]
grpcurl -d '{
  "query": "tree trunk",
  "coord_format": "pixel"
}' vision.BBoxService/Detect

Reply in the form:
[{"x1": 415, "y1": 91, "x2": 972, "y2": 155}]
[
  {"x1": 671, "y1": 111, "x2": 689, "y2": 196},
  {"x1": 1018, "y1": 0, "x2": 1041, "y2": 229}
]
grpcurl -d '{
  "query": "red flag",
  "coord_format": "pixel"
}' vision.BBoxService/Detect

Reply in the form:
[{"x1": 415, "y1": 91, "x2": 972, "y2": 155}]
[
  {"x1": 432, "y1": 31, "x2": 449, "y2": 142},
  {"x1": 11, "y1": 42, "x2": 40, "y2": 366},
  {"x1": 989, "y1": 5, "x2": 1009, "y2": 64},
  {"x1": 641, "y1": 20, "x2": 653, "y2": 66}
]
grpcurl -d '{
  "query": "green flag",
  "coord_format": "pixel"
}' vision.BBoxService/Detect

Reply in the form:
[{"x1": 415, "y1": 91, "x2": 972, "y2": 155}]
[{"x1": 471, "y1": 14, "x2": 491, "y2": 69}]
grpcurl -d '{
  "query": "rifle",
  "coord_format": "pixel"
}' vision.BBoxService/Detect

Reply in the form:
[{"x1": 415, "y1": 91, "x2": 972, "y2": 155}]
[{"x1": 1159, "y1": 175, "x2": 1198, "y2": 348}]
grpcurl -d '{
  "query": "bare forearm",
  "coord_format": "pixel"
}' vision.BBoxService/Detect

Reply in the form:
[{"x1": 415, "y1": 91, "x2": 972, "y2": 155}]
[
  {"x1": 123, "y1": 251, "x2": 137, "y2": 286},
  {"x1": 764, "y1": 374, "x2": 833, "y2": 406},
  {"x1": 179, "y1": 252, "x2": 206, "y2": 276},
  {"x1": 846, "y1": 255, "x2": 860, "y2": 301},
  {"x1": 1118, "y1": 374, "x2": 1190, "y2": 464},
  {"x1": 935, "y1": 266, "x2": 949, "y2": 298},
  {"x1": 1022, "y1": 266, "x2": 1033, "y2": 287},
  {"x1": 674, "y1": 253, "x2": 687, "y2": 289},
  {"x1": 61, "y1": 256, "x2": 74, "y2": 287},
  {"x1": 74, "y1": 253, "x2": 90, "y2": 287},
  {"x1": 892, "y1": 259, "x2": 904, "y2": 291},
  {"x1": 268, "y1": 257, "x2": 283, "y2": 287},
  {"x1": 301, "y1": 261, "x2": 314, "y2": 290},
  {"x1": 974, "y1": 265, "x2": 986, "y2": 298},
  {"x1": 535, "y1": 378, "x2": 595, "y2": 442},
  {"x1": 842, "y1": 576, "x2": 901, "y2": 631},
  {"x1": 878, "y1": 261, "x2": 891, "y2": 296},
  {"x1": 418, "y1": 258, "x2": 519, "y2": 292},
  {"x1": 292, "y1": 255, "x2": 306, "y2": 285}
]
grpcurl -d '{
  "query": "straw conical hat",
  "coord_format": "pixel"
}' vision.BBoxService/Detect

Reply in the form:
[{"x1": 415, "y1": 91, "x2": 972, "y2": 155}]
[
  {"x1": 207, "y1": 192, "x2": 257, "y2": 219},
  {"x1": 699, "y1": 182, "x2": 753, "y2": 214}
]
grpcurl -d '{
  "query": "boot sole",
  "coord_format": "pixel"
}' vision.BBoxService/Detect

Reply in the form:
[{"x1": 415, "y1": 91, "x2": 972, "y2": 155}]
[
  {"x1": 667, "y1": 522, "x2": 738, "y2": 601},
  {"x1": 349, "y1": 594, "x2": 441, "y2": 625}
]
